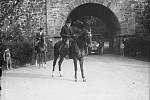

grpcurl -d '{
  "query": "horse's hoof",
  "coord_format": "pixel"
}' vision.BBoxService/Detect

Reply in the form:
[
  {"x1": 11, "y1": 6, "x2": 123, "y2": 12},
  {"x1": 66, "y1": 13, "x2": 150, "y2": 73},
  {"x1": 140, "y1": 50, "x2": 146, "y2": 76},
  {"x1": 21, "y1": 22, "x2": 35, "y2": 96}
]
[
  {"x1": 83, "y1": 79, "x2": 86, "y2": 82},
  {"x1": 52, "y1": 72, "x2": 55, "y2": 77},
  {"x1": 59, "y1": 74, "x2": 63, "y2": 77},
  {"x1": 75, "y1": 79, "x2": 77, "y2": 82}
]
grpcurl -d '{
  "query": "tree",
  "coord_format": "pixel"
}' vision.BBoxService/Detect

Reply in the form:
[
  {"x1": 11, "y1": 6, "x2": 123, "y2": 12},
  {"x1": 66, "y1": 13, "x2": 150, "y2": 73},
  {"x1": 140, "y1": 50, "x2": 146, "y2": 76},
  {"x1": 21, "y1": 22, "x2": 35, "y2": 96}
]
[
  {"x1": 0, "y1": 0, "x2": 24, "y2": 42},
  {"x1": 0, "y1": 0, "x2": 39, "y2": 42}
]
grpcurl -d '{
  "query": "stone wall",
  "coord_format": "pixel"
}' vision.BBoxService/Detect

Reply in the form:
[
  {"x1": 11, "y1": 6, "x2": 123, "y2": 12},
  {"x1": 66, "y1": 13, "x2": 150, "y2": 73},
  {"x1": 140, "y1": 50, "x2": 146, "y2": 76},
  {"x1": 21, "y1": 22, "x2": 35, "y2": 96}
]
[
  {"x1": 46, "y1": 0, "x2": 120, "y2": 37},
  {"x1": 19, "y1": 0, "x2": 146, "y2": 37},
  {"x1": 46, "y1": 0, "x2": 144, "y2": 37}
]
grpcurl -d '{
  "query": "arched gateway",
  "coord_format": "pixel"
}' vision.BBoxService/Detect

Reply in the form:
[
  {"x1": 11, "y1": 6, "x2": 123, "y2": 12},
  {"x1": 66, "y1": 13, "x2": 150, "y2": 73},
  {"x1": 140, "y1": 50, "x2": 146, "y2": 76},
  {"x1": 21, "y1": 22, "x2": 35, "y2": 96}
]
[
  {"x1": 47, "y1": 0, "x2": 129, "y2": 49},
  {"x1": 47, "y1": 0, "x2": 122, "y2": 35}
]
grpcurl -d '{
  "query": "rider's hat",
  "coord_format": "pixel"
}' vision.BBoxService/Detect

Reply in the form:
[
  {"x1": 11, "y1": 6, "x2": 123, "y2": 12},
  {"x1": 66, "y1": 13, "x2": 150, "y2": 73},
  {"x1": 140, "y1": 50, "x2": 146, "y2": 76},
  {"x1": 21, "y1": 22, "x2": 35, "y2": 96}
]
[
  {"x1": 38, "y1": 27, "x2": 43, "y2": 31},
  {"x1": 66, "y1": 19, "x2": 72, "y2": 23}
]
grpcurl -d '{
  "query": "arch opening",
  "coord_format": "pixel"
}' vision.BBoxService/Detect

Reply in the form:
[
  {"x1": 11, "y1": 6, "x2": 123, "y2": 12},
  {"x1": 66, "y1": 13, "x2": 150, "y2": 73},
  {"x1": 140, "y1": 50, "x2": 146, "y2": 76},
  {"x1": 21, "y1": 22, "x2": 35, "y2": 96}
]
[{"x1": 67, "y1": 3, "x2": 121, "y2": 51}]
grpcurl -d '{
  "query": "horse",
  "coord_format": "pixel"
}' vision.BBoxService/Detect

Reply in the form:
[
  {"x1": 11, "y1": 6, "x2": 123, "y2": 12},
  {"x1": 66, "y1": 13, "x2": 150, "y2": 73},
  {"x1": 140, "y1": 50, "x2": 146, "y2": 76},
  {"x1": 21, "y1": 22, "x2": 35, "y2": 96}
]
[
  {"x1": 34, "y1": 36, "x2": 47, "y2": 68},
  {"x1": 52, "y1": 30, "x2": 91, "y2": 82}
]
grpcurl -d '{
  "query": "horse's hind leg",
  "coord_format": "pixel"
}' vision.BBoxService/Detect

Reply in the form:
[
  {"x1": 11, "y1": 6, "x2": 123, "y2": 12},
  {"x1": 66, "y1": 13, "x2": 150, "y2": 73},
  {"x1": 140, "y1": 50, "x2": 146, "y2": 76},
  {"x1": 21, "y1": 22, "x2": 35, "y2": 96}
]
[
  {"x1": 42, "y1": 52, "x2": 45, "y2": 68},
  {"x1": 73, "y1": 58, "x2": 77, "y2": 82},
  {"x1": 52, "y1": 52, "x2": 59, "y2": 77},
  {"x1": 44, "y1": 52, "x2": 46, "y2": 64},
  {"x1": 38, "y1": 53, "x2": 42, "y2": 69},
  {"x1": 79, "y1": 58, "x2": 86, "y2": 82},
  {"x1": 52, "y1": 58, "x2": 58, "y2": 77},
  {"x1": 58, "y1": 57, "x2": 64, "y2": 77}
]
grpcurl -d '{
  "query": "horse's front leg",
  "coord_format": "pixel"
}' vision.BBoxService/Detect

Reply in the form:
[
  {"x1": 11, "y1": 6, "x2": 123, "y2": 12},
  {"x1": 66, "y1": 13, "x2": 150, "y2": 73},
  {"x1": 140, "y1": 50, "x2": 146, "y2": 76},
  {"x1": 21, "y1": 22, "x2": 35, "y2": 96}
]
[
  {"x1": 52, "y1": 57, "x2": 58, "y2": 77},
  {"x1": 79, "y1": 57, "x2": 86, "y2": 82},
  {"x1": 44, "y1": 51, "x2": 47, "y2": 64},
  {"x1": 73, "y1": 58, "x2": 77, "y2": 82},
  {"x1": 35, "y1": 53, "x2": 38, "y2": 67},
  {"x1": 42, "y1": 52, "x2": 45, "y2": 68},
  {"x1": 38, "y1": 53, "x2": 41, "y2": 69},
  {"x1": 58, "y1": 57, "x2": 64, "y2": 77}
]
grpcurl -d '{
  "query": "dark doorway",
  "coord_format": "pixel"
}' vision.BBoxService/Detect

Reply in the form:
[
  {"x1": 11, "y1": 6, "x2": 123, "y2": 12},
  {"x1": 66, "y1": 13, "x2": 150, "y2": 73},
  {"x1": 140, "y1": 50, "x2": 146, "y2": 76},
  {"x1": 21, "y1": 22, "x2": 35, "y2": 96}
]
[{"x1": 67, "y1": 3, "x2": 121, "y2": 53}]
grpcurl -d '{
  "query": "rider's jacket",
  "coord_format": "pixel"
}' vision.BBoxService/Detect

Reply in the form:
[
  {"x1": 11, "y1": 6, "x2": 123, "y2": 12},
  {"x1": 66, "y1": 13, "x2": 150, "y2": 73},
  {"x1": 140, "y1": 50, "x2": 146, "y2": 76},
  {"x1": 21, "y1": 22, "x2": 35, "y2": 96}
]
[
  {"x1": 35, "y1": 32, "x2": 43, "y2": 42},
  {"x1": 60, "y1": 24, "x2": 72, "y2": 40}
]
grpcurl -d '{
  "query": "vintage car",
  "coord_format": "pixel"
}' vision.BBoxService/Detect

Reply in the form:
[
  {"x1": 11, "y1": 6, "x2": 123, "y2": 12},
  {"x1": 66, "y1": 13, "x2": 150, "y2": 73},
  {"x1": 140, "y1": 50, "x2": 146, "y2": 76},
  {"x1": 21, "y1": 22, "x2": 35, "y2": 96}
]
[{"x1": 88, "y1": 41, "x2": 101, "y2": 54}]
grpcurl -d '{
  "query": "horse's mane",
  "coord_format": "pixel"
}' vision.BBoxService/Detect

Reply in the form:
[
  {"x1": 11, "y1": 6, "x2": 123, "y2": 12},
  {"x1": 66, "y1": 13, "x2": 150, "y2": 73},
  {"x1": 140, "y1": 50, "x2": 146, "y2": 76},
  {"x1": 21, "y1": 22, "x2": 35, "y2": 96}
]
[{"x1": 75, "y1": 31, "x2": 88, "y2": 49}]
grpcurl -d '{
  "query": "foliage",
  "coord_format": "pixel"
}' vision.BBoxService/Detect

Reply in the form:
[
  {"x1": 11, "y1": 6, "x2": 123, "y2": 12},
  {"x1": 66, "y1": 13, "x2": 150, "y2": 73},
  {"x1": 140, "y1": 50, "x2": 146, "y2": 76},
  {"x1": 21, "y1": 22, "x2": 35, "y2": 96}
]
[
  {"x1": 10, "y1": 41, "x2": 34, "y2": 66},
  {"x1": 124, "y1": 36, "x2": 150, "y2": 58}
]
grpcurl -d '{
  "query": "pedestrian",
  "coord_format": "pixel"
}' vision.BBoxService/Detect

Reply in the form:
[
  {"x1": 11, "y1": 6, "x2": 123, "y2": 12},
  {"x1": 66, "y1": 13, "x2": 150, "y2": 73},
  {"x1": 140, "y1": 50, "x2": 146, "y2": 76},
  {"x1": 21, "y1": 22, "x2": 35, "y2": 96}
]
[
  {"x1": 3, "y1": 47, "x2": 12, "y2": 70},
  {"x1": 120, "y1": 38, "x2": 125, "y2": 56},
  {"x1": 100, "y1": 40, "x2": 104, "y2": 55}
]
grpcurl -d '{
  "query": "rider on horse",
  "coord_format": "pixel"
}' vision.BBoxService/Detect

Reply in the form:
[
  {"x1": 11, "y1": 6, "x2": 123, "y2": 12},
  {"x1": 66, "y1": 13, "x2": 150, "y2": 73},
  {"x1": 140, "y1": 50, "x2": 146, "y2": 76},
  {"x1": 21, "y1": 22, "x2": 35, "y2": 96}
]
[
  {"x1": 35, "y1": 27, "x2": 47, "y2": 67},
  {"x1": 60, "y1": 19, "x2": 72, "y2": 58},
  {"x1": 36, "y1": 28, "x2": 44, "y2": 43}
]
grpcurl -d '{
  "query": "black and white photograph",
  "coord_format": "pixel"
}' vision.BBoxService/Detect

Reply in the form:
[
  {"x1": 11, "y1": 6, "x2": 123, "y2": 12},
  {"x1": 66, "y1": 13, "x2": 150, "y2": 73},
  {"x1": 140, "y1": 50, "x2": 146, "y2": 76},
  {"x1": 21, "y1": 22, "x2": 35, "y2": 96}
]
[{"x1": 0, "y1": 0, "x2": 150, "y2": 100}]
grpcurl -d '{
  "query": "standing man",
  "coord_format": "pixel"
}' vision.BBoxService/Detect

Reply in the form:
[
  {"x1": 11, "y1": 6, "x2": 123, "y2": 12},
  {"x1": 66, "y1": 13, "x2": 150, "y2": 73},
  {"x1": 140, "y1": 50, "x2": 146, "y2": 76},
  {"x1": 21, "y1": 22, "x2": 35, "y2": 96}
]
[
  {"x1": 3, "y1": 47, "x2": 12, "y2": 70},
  {"x1": 120, "y1": 38, "x2": 125, "y2": 56}
]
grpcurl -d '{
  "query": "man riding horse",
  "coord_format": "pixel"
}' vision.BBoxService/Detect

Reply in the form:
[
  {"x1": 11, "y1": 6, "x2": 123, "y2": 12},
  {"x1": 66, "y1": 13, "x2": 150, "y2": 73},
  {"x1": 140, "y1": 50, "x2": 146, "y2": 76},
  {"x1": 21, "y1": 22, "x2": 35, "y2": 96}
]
[
  {"x1": 35, "y1": 27, "x2": 47, "y2": 68},
  {"x1": 60, "y1": 19, "x2": 72, "y2": 58},
  {"x1": 35, "y1": 28, "x2": 44, "y2": 43}
]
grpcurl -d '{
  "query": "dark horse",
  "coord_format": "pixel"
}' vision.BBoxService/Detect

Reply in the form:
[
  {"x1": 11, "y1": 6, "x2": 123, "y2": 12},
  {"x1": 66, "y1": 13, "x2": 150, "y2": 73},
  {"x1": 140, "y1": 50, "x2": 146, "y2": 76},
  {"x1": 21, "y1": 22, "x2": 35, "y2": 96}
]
[
  {"x1": 52, "y1": 30, "x2": 91, "y2": 82},
  {"x1": 35, "y1": 36, "x2": 47, "y2": 68}
]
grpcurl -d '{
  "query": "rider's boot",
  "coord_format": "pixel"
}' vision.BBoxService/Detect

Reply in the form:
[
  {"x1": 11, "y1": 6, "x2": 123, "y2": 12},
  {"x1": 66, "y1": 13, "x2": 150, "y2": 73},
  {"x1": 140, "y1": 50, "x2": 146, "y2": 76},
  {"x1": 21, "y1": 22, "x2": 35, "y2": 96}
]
[{"x1": 64, "y1": 43, "x2": 69, "y2": 59}]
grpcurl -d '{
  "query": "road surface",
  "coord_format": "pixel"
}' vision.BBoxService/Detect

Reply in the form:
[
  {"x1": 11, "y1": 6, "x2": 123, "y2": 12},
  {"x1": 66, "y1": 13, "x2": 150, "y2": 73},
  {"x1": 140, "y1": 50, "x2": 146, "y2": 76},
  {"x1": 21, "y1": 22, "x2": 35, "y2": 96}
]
[{"x1": 1, "y1": 54, "x2": 150, "y2": 100}]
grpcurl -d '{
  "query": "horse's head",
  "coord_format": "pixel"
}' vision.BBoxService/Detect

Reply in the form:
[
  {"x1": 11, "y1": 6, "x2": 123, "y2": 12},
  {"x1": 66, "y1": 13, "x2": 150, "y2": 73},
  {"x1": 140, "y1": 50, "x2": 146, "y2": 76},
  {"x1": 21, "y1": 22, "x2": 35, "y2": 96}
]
[{"x1": 77, "y1": 29, "x2": 92, "y2": 46}]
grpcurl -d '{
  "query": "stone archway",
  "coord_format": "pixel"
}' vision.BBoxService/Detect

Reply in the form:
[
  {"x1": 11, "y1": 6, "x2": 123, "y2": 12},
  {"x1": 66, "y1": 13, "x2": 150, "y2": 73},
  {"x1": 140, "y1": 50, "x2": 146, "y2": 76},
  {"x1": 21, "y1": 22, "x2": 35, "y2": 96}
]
[
  {"x1": 52, "y1": 0, "x2": 123, "y2": 36},
  {"x1": 66, "y1": 3, "x2": 121, "y2": 50},
  {"x1": 46, "y1": 0, "x2": 133, "y2": 51}
]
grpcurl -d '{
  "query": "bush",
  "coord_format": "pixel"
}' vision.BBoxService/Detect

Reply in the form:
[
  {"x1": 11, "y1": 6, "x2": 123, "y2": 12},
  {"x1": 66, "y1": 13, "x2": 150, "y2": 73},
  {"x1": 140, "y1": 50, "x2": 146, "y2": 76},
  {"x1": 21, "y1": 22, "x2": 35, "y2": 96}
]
[{"x1": 11, "y1": 41, "x2": 33, "y2": 66}]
